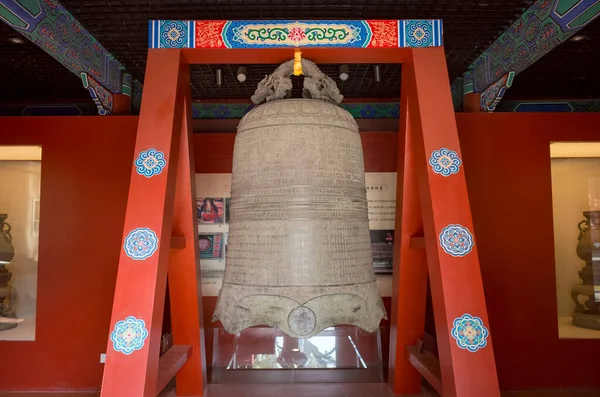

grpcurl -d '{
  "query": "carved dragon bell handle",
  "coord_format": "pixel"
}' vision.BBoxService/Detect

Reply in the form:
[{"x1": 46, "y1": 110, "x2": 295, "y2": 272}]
[{"x1": 251, "y1": 56, "x2": 344, "y2": 105}]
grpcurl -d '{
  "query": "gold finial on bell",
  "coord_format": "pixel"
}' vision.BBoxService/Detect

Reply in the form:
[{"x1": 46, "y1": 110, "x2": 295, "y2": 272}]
[{"x1": 293, "y1": 50, "x2": 303, "y2": 76}]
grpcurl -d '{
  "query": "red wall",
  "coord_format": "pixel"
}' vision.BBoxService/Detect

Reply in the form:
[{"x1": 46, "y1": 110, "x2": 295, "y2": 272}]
[
  {"x1": 457, "y1": 113, "x2": 600, "y2": 390},
  {"x1": 193, "y1": 131, "x2": 398, "y2": 173},
  {"x1": 1, "y1": 113, "x2": 600, "y2": 391},
  {"x1": 0, "y1": 117, "x2": 138, "y2": 391}
]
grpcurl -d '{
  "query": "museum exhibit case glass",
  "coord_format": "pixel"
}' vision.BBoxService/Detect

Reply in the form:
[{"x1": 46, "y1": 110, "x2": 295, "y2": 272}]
[
  {"x1": 209, "y1": 325, "x2": 386, "y2": 383},
  {"x1": 551, "y1": 142, "x2": 600, "y2": 339},
  {"x1": 0, "y1": 145, "x2": 41, "y2": 341}
]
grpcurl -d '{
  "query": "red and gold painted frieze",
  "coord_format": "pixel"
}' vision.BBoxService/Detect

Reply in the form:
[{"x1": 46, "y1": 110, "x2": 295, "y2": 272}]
[{"x1": 148, "y1": 20, "x2": 443, "y2": 49}]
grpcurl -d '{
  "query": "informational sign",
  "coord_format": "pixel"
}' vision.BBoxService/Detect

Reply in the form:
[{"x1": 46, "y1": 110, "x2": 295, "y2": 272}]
[
  {"x1": 195, "y1": 173, "x2": 396, "y2": 297},
  {"x1": 366, "y1": 173, "x2": 397, "y2": 276},
  {"x1": 366, "y1": 172, "x2": 397, "y2": 230}
]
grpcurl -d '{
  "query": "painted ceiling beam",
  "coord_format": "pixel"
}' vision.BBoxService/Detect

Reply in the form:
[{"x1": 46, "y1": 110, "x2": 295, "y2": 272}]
[
  {"x1": 147, "y1": 20, "x2": 444, "y2": 48},
  {"x1": 479, "y1": 72, "x2": 515, "y2": 112},
  {"x1": 453, "y1": 0, "x2": 600, "y2": 112},
  {"x1": 495, "y1": 98, "x2": 600, "y2": 112},
  {"x1": 0, "y1": 101, "x2": 403, "y2": 118},
  {"x1": 2, "y1": 98, "x2": 599, "y2": 117},
  {"x1": 0, "y1": 0, "x2": 142, "y2": 114},
  {"x1": 191, "y1": 102, "x2": 401, "y2": 119},
  {"x1": 80, "y1": 72, "x2": 114, "y2": 115}
]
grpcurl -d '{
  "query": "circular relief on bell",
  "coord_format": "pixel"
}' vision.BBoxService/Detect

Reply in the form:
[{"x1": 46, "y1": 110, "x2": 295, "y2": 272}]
[{"x1": 287, "y1": 306, "x2": 316, "y2": 336}]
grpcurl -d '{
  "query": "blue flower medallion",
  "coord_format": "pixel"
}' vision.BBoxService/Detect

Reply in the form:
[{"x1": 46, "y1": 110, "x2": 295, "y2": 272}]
[
  {"x1": 111, "y1": 316, "x2": 149, "y2": 355},
  {"x1": 439, "y1": 224, "x2": 474, "y2": 257},
  {"x1": 159, "y1": 20, "x2": 188, "y2": 48},
  {"x1": 429, "y1": 148, "x2": 462, "y2": 177},
  {"x1": 405, "y1": 20, "x2": 434, "y2": 47},
  {"x1": 451, "y1": 314, "x2": 489, "y2": 352},
  {"x1": 124, "y1": 227, "x2": 158, "y2": 260},
  {"x1": 135, "y1": 148, "x2": 166, "y2": 178}
]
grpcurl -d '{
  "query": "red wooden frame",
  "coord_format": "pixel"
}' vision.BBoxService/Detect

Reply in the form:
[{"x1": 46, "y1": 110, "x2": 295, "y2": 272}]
[{"x1": 101, "y1": 45, "x2": 500, "y2": 397}]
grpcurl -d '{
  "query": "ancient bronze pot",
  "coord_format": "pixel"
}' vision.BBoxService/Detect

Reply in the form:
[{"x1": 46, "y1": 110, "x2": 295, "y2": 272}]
[
  {"x1": 572, "y1": 211, "x2": 600, "y2": 329},
  {"x1": 0, "y1": 214, "x2": 18, "y2": 331}
]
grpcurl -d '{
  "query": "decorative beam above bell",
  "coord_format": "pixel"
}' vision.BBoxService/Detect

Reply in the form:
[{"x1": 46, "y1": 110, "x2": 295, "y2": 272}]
[{"x1": 148, "y1": 19, "x2": 443, "y2": 49}]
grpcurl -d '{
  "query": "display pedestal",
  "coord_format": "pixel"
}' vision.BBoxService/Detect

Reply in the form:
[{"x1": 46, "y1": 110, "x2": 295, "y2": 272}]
[
  {"x1": 571, "y1": 271, "x2": 600, "y2": 331},
  {"x1": 573, "y1": 311, "x2": 600, "y2": 331}
]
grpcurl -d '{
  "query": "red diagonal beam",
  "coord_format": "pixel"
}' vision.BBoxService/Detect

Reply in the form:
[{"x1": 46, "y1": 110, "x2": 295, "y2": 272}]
[
  {"x1": 101, "y1": 49, "x2": 186, "y2": 397},
  {"x1": 407, "y1": 47, "x2": 500, "y2": 396}
]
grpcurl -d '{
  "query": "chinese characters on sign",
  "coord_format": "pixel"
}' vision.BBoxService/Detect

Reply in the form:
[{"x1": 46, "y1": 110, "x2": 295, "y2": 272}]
[
  {"x1": 366, "y1": 174, "x2": 397, "y2": 231},
  {"x1": 366, "y1": 173, "x2": 397, "y2": 276}
]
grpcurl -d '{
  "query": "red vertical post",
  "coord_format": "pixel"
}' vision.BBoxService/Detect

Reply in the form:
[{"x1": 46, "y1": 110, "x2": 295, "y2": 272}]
[
  {"x1": 100, "y1": 49, "x2": 185, "y2": 397},
  {"x1": 168, "y1": 61, "x2": 208, "y2": 396},
  {"x1": 406, "y1": 47, "x2": 500, "y2": 397},
  {"x1": 388, "y1": 62, "x2": 429, "y2": 394}
]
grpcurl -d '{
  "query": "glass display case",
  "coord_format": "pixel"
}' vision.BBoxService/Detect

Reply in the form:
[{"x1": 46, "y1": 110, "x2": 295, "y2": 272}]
[
  {"x1": 551, "y1": 142, "x2": 600, "y2": 339},
  {"x1": 210, "y1": 326, "x2": 385, "y2": 384},
  {"x1": 0, "y1": 146, "x2": 42, "y2": 341}
]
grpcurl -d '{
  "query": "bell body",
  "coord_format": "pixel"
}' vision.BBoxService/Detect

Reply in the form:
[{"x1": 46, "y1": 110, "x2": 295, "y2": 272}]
[{"x1": 213, "y1": 99, "x2": 386, "y2": 338}]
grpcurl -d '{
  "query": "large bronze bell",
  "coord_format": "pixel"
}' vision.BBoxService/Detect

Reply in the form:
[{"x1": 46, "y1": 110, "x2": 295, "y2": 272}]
[{"x1": 213, "y1": 58, "x2": 386, "y2": 338}]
